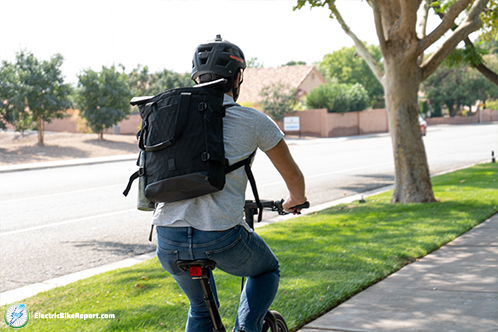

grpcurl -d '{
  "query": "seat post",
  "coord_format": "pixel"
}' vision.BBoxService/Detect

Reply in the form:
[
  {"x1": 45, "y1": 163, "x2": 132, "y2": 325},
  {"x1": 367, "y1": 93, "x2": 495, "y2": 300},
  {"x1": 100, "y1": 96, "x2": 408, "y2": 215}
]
[
  {"x1": 198, "y1": 267, "x2": 226, "y2": 332},
  {"x1": 177, "y1": 260, "x2": 226, "y2": 332}
]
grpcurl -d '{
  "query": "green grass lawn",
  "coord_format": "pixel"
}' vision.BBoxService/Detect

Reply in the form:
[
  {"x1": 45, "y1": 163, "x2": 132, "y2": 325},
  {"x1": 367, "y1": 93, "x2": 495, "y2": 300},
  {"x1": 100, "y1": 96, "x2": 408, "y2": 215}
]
[{"x1": 2, "y1": 163, "x2": 497, "y2": 331}]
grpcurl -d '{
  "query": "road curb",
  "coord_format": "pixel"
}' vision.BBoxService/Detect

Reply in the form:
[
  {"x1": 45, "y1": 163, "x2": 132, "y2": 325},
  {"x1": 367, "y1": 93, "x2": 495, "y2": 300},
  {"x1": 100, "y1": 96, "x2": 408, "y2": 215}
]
[
  {"x1": 0, "y1": 252, "x2": 156, "y2": 306},
  {"x1": 0, "y1": 154, "x2": 138, "y2": 173}
]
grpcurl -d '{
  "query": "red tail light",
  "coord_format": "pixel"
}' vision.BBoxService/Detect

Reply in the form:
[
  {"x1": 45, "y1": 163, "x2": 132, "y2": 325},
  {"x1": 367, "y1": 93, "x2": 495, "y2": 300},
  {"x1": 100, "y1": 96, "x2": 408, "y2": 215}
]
[{"x1": 189, "y1": 266, "x2": 203, "y2": 277}]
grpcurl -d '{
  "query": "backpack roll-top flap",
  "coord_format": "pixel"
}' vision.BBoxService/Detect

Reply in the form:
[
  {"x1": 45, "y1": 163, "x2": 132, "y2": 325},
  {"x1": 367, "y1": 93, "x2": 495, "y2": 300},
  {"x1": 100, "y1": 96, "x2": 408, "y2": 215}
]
[{"x1": 130, "y1": 95, "x2": 154, "y2": 106}]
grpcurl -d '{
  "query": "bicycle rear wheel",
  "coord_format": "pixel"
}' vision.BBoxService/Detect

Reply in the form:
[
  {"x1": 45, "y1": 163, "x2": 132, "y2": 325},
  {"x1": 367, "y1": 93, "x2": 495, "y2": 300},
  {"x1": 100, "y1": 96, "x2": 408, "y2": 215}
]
[{"x1": 262, "y1": 310, "x2": 289, "y2": 332}]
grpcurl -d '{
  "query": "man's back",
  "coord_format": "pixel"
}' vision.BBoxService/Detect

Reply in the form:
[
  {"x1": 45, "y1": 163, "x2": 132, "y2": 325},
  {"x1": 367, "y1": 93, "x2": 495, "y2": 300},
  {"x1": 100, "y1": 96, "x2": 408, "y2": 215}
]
[{"x1": 151, "y1": 94, "x2": 283, "y2": 231}]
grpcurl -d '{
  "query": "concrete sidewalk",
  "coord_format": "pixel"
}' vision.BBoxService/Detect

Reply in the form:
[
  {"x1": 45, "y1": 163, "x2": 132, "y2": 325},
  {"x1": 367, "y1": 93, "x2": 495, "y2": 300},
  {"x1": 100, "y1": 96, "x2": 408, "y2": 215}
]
[{"x1": 297, "y1": 213, "x2": 498, "y2": 332}]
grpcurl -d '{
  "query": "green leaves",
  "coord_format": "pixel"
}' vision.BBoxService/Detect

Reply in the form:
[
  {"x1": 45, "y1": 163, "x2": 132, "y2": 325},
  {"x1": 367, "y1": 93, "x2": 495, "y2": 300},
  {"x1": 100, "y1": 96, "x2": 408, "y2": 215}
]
[
  {"x1": 305, "y1": 80, "x2": 370, "y2": 113},
  {"x1": 0, "y1": 50, "x2": 72, "y2": 141},
  {"x1": 317, "y1": 45, "x2": 384, "y2": 108},
  {"x1": 259, "y1": 83, "x2": 298, "y2": 121},
  {"x1": 127, "y1": 65, "x2": 193, "y2": 97},
  {"x1": 422, "y1": 55, "x2": 498, "y2": 116},
  {"x1": 445, "y1": 43, "x2": 488, "y2": 67},
  {"x1": 76, "y1": 65, "x2": 131, "y2": 139}
]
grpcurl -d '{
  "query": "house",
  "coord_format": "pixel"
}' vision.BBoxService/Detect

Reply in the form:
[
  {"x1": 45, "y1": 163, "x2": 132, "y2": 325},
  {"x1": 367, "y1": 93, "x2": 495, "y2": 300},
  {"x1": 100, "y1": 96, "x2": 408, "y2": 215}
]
[{"x1": 237, "y1": 65, "x2": 326, "y2": 108}]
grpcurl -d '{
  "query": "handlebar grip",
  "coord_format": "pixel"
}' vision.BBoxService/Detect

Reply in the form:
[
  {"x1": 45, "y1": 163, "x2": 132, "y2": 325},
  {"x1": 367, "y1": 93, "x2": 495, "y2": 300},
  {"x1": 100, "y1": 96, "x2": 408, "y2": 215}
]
[
  {"x1": 273, "y1": 200, "x2": 310, "y2": 215},
  {"x1": 290, "y1": 201, "x2": 310, "y2": 210}
]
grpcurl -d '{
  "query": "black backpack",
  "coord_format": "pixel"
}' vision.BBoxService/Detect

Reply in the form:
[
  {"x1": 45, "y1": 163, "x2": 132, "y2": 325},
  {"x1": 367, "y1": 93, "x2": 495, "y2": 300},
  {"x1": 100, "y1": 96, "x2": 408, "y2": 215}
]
[{"x1": 123, "y1": 79, "x2": 262, "y2": 218}]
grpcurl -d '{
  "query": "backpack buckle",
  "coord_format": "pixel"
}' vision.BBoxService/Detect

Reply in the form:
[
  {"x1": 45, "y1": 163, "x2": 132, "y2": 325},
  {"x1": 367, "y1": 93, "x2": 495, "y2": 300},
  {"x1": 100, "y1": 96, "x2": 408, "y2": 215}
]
[
  {"x1": 138, "y1": 168, "x2": 145, "y2": 176},
  {"x1": 198, "y1": 102, "x2": 208, "y2": 112}
]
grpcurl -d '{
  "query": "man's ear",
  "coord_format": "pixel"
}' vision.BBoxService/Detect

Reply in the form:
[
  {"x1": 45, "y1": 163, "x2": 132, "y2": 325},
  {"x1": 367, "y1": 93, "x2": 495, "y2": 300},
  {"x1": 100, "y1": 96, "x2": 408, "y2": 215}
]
[{"x1": 233, "y1": 72, "x2": 241, "y2": 89}]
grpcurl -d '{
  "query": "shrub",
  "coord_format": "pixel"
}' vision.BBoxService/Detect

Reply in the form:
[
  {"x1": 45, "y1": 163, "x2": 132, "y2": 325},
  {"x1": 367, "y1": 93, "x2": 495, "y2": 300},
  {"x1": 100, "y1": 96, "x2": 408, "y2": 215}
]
[
  {"x1": 486, "y1": 99, "x2": 498, "y2": 110},
  {"x1": 306, "y1": 81, "x2": 370, "y2": 113}
]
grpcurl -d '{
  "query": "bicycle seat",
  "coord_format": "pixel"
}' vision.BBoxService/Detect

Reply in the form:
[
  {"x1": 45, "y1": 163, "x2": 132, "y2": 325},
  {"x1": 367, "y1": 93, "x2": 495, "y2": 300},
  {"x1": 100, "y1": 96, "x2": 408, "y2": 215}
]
[{"x1": 177, "y1": 259, "x2": 217, "y2": 272}]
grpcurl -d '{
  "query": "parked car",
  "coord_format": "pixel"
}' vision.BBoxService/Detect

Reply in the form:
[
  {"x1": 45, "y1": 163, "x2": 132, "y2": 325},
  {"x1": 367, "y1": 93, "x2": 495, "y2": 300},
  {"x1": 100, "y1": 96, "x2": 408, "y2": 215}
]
[{"x1": 419, "y1": 116, "x2": 427, "y2": 136}]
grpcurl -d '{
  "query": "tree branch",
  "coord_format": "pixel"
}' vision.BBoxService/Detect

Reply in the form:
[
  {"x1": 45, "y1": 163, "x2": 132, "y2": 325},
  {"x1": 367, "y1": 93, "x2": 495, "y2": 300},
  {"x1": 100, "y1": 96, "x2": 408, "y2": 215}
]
[
  {"x1": 417, "y1": 0, "x2": 431, "y2": 39},
  {"x1": 417, "y1": 0, "x2": 431, "y2": 65},
  {"x1": 327, "y1": 0, "x2": 385, "y2": 87},
  {"x1": 417, "y1": 0, "x2": 473, "y2": 54},
  {"x1": 421, "y1": 0, "x2": 490, "y2": 81},
  {"x1": 369, "y1": 0, "x2": 387, "y2": 54},
  {"x1": 463, "y1": 38, "x2": 498, "y2": 86},
  {"x1": 432, "y1": 2, "x2": 498, "y2": 87},
  {"x1": 399, "y1": 0, "x2": 420, "y2": 37}
]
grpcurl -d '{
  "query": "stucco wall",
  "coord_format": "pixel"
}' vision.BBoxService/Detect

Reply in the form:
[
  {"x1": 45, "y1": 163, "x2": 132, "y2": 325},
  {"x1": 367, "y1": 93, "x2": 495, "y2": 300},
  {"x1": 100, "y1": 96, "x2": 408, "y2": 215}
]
[
  {"x1": 280, "y1": 108, "x2": 389, "y2": 138},
  {"x1": 39, "y1": 108, "x2": 496, "y2": 138}
]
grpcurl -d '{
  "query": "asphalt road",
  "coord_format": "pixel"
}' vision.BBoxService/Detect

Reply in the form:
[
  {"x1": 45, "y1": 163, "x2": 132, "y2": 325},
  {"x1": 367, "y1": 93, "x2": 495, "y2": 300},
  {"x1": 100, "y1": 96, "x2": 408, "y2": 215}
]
[{"x1": 1, "y1": 123, "x2": 496, "y2": 292}]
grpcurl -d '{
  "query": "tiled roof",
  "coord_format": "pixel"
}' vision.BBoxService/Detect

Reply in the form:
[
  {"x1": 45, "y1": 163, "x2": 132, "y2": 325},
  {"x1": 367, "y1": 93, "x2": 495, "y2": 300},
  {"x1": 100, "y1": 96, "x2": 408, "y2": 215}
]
[{"x1": 237, "y1": 65, "x2": 325, "y2": 104}]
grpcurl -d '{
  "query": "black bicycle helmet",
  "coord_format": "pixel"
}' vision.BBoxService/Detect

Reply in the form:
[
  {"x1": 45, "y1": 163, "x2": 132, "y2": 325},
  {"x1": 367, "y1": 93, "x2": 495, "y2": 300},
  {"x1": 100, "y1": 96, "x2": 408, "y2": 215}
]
[{"x1": 191, "y1": 35, "x2": 246, "y2": 83}]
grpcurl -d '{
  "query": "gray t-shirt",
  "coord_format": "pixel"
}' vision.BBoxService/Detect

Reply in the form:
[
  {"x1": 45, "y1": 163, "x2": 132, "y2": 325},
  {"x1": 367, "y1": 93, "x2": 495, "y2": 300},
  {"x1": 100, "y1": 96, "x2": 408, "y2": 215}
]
[{"x1": 151, "y1": 94, "x2": 284, "y2": 232}]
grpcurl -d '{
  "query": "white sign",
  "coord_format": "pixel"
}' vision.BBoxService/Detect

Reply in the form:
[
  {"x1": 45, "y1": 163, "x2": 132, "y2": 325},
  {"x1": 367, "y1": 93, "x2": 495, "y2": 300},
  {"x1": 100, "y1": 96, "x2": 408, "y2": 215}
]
[{"x1": 283, "y1": 116, "x2": 300, "y2": 131}]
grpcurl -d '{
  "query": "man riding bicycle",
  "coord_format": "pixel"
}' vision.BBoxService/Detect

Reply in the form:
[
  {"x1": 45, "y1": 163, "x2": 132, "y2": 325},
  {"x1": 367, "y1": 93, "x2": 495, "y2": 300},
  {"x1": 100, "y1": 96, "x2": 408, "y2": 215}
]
[{"x1": 153, "y1": 35, "x2": 307, "y2": 332}]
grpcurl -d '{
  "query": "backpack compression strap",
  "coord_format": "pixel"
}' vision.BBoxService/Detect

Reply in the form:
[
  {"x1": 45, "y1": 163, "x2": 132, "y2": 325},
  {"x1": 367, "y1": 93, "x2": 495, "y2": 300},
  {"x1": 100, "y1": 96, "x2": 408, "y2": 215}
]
[{"x1": 226, "y1": 150, "x2": 263, "y2": 222}]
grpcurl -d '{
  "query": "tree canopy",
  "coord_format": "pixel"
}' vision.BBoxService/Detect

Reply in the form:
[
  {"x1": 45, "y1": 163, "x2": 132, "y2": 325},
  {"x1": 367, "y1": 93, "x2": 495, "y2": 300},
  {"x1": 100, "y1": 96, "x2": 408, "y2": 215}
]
[
  {"x1": 128, "y1": 65, "x2": 192, "y2": 97},
  {"x1": 259, "y1": 83, "x2": 297, "y2": 121},
  {"x1": 76, "y1": 65, "x2": 131, "y2": 139},
  {"x1": 422, "y1": 58, "x2": 498, "y2": 116},
  {"x1": 295, "y1": 0, "x2": 496, "y2": 204},
  {"x1": 0, "y1": 50, "x2": 72, "y2": 144},
  {"x1": 283, "y1": 61, "x2": 307, "y2": 66},
  {"x1": 317, "y1": 45, "x2": 384, "y2": 108}
]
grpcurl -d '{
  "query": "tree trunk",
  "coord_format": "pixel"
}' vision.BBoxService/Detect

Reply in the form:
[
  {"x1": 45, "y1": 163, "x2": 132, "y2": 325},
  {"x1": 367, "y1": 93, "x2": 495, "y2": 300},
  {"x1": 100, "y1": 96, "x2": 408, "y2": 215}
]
[
  {"x1": 384, "y1": 57, "x2": 436, "y2": 203},
  {"x1": 37, "y1": 115, "x2": 45, "y2": 145}
]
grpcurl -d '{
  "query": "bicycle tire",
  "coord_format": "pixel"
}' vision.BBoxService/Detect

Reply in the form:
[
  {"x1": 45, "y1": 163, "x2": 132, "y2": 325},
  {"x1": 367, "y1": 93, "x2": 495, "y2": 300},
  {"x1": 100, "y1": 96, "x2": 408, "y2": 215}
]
[
  {"x1": 262, "y1": 311, "x2": 289, "y2": 332},
  {"x1": 272, "y1": 311, "x2": 289, "y2": 332}
]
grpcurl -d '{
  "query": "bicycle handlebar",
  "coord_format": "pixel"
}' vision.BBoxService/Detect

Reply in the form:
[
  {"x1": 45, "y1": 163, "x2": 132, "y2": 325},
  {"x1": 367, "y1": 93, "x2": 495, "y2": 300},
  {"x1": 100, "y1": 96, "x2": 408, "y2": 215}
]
[{"x1": 244, "y1": 199, "x2": 310, "y2": 215}]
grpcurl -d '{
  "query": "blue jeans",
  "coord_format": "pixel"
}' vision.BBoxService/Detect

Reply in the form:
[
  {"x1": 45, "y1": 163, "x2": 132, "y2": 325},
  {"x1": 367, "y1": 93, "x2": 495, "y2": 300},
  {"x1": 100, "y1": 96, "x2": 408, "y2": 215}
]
[{"x1": 156, "y1": 225, "x2": 280, "y2": 332}]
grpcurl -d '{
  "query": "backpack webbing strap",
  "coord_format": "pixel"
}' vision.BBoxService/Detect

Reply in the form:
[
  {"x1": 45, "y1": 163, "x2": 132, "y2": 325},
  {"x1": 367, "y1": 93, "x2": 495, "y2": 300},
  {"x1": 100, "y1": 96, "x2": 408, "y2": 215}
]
[
  {"x1": 226, "y1": 151, "x2": 263, "y2": 222},
  {"x1": 123, "y1": 171, "x2": 139, "y2": 197},
  {"x1": 226, "y1": 150, "x2": 255, "y2": 173},
  {"x1": 149, "y1": 225, "x2": 155, "y2": 242},
  {"x1": 245, "y1": 160, "x2": 263, "y2": 222}
]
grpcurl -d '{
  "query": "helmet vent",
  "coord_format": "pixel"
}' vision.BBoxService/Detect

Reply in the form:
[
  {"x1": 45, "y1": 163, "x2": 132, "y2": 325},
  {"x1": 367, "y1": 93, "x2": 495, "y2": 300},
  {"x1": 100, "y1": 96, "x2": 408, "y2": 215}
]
[
  {"x1": 199, "y1": 46, "x2": 213, "y2": 53},
  {"x1": 200, "y1": 58, "x2": 208, "y2": 65},
  {"x1": 216, "y1": 58, "x2": 229, "y2": 67}
]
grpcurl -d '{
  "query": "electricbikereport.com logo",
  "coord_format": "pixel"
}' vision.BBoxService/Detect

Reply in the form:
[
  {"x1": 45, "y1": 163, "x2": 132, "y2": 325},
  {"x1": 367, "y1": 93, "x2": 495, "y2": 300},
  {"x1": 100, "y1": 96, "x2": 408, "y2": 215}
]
[
  {"x1": 4, "y1": 304, "x2": 29, "y2": 328},
  {"x1": 4, "y1": 303, "x2": 116, "y2": 328}
]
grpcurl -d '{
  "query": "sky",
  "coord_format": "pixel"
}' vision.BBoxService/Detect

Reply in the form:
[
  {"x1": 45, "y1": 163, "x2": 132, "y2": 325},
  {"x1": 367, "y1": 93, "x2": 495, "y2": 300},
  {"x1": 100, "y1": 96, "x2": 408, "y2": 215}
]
[{"x1": 1, "y1": 0, "x2": 445, "y2": 85}]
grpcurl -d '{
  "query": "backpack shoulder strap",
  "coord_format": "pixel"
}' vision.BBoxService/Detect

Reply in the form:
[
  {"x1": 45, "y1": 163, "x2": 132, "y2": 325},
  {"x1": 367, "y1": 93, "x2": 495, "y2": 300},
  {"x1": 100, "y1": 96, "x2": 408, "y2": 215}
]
[{"x1": 226, "y1": 151, "x2": 264, "y2": 222}]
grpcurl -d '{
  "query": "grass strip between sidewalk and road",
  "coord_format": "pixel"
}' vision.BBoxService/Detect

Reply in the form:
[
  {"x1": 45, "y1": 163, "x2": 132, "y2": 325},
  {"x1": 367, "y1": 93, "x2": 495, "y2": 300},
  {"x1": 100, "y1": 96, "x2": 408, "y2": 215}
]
[{"x1": 2, "y1": 163, "x2": 497, "y2": 331}]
